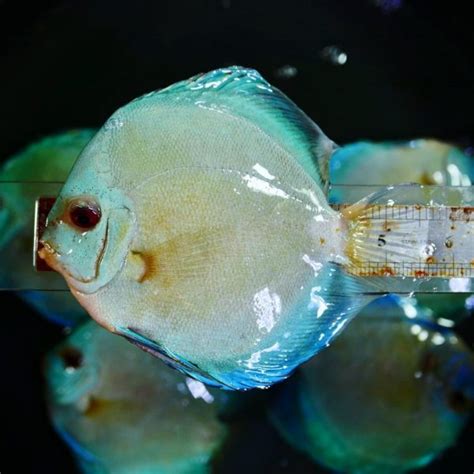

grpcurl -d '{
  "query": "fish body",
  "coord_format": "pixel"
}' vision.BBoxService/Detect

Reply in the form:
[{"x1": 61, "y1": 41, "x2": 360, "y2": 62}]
[
  {"x1": 0, "y1": 130, "x2": 95, "y2": 325},
  {"x1": 40, "y1": 67, "x2": 424, "y2": 389},
  {"x1": 269, "y1": 295, "x2": 474, "y2": 473},
  {"x1": 330, "y1": 139, "x2": 474, "y2": 322},
  {"x1": 45, "y1": 321, "x2": 229, "y2": 474}
]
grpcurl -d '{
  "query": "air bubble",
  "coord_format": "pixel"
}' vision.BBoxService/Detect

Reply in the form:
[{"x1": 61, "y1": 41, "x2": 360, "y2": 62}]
[
  {"x1": 320, "y1": 46, "x2": 347, "y2": 66},
  {"x1": 275, "y1": 65, "x2": 298, "y2": 79}
]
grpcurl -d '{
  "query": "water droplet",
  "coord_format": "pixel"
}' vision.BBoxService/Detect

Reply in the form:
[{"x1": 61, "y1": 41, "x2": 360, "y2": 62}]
[
  {"x1": 420, "y1": 242, "x2": 436, "y2": 258},
  {"x1": 320, "y1": 46, "x2": 347, "y2": 66},
  {"x1": 275, "y1": 65, "x2": 298, "y2": 79},
  {"x1": 104, "y1": 117, "x2": 124, "y2": 130}
]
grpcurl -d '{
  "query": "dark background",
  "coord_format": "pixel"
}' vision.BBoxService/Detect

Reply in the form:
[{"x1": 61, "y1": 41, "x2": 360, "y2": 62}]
[{"x1": 1, "y1": 0, "x2": 473, "y2": 472}]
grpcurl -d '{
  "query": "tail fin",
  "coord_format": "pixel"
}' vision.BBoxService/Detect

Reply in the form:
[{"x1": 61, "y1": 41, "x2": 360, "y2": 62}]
[{"x1": 340, "y1": 184, "x2": 470, "y2": 281}]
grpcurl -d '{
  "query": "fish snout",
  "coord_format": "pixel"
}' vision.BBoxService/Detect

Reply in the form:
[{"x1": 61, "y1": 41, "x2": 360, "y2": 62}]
[{"x1": 38, "y1": 239, "x2": 61, "y2": 272}]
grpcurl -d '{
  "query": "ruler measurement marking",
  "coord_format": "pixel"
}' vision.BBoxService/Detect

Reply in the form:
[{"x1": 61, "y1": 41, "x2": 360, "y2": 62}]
[
  {"x1": 350, "y1": 262, "x2": 473, "y2": 278},
  {"x1": 333, "y1": 204, "x2": 474, "y2": 278}
]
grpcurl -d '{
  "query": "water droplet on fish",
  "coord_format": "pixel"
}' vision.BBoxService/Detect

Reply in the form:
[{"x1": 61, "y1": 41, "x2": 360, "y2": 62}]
[
  {"x1": 275, "y1": 65, "x2": 298, "y2": 79},
  {"x1": 320, "y1": 46, "x2": 347, "y2": 66},
  {"x1": 104, "y1": 117, "x2": 124, "y2": 130}
]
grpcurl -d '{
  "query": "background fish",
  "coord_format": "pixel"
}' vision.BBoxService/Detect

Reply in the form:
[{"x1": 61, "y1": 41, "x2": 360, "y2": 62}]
[
  {"x1": 0, "y1": 130, "x2": 96, "y2": 326},
  {"x1": 269, "y1": 295, "x2": 474, "y2": 473},
  {"x1": 330, "y1": 139, "x2": 474, "y2": 323},
  {"x1": 330, "y1": 139, "x2": 473, "y2": 187},
  {"x1": 45, "y1": 321, "x2": 230, "y2": 474},
  {"x1": 43, "y1": 66, "x2": 415, "y2": 390}
]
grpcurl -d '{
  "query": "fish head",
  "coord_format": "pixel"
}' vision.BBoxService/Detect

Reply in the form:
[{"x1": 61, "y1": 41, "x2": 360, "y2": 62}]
[
  {"x1": 419, "y1": 335, "x2": 474, "y2": 416},
  {"x1": 45, "y1": 326, "x2": 99, "y2": 408},
  {"x1": 39, "y1": 146, "x2": 136, "y2": 295}
]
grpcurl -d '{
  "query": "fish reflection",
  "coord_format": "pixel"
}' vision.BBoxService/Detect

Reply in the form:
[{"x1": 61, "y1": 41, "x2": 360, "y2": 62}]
[
  {"x1": 269, "y1": 295, "x2": 474, "y2": 473},
  {"x1": 45, "y1": 321, "x2": 229, "y2": 474}
]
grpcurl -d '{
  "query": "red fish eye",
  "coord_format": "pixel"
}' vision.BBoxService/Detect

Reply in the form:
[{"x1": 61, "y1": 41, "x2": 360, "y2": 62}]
[
  {"x1": 68, "y1": 200, "x2": 101, "y2": 230},
  {"x1": 58, "y1": 346, "x2": 83, "y2": 370}
]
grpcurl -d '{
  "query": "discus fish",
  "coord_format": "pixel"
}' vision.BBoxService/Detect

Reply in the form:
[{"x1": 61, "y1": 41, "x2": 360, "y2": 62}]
[
  {"x1": 330, "y1": 139, "x2": 473, "y2": 187},
  {"x1": 45, "y1": 321, "x2": 229, "y2": 474},
  {"x1": 269, "y1": 295, "x2": 474, "y2": 473},
  {"x1": 330, "y1": 139, "x2": 474, "y2": 323},
  {"x1": 39, "y1": 67, "x2": 422, "y2": 389},
  {"x1": 0, "y1": 130, "x2": 95, "y2": 326}
]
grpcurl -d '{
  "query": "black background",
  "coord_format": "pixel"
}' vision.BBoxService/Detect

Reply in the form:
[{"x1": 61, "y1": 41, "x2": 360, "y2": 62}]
[{"x1": 1, "y1": 1, "x2": 473, "y2": 472}]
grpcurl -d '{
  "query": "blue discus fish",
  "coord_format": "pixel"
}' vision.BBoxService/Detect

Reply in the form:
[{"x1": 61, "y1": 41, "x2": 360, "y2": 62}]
[
  {"x1": 0, "y1": 130, "x2": 95, "y2": 326},
  {"x1": 330, "y1": 139, "x2": 473, "y2": 188},
  {"x1": 39, "y1": 67, "x2": 434, "y2": 389},
  {"x1": 269, "y1": 295, "x2": 474, "y2": 474},
  {"x1": 45, "y1": 321, "x2": 230, "y2": 474}
]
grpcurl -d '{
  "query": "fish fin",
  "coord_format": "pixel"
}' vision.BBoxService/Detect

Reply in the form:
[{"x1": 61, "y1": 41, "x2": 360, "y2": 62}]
[
  {"x1": 116, "y1": 326, "x2": 234, "y2": 389},
  {"x1": 137, "y1": 66, "x2": 336, "y2": 192},
  {"x1": 341, "y1": 184, "x2": 433, "y2": 275},
  {"x1": 226, "y1": 263, "x2": 379, "y2": 390}
]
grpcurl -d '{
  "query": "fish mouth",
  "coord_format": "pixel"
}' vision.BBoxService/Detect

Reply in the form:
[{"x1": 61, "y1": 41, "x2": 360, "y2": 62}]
[
  {"x1": 39, "y1": 220, "x2": 110, "y2": 288},
  {"x1": 38, "y1": 242, "x2": 63, "y2": 273}
]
